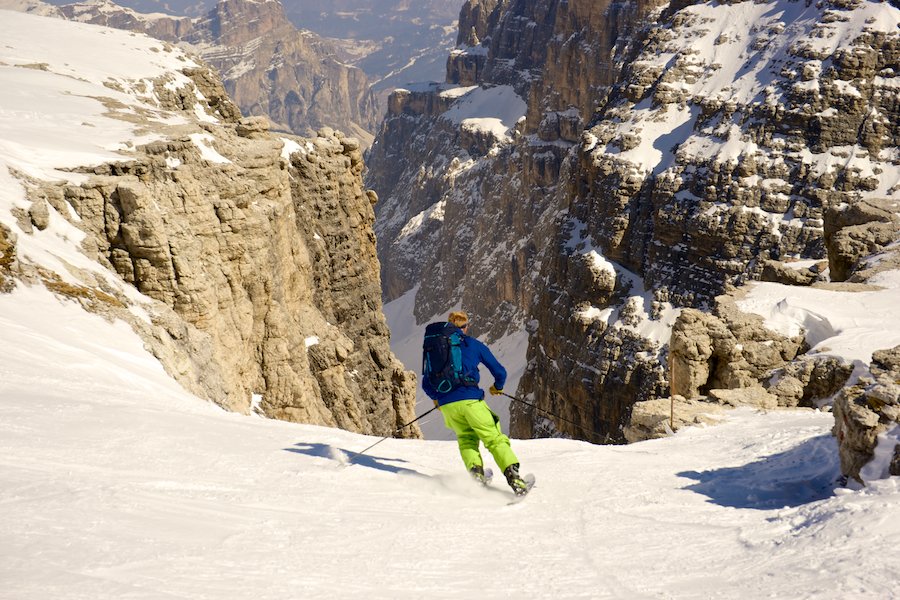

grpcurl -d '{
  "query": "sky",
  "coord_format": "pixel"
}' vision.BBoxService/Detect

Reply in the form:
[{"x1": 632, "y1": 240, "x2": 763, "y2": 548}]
[{"x1": 0, "y1": 8, "x2": 899, "y2": 599}]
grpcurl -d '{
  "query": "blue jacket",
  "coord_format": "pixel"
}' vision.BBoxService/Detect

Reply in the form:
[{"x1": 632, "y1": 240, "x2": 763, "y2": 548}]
[{"x1": 422, "y1": 330, "x2": 507, "y2": 406}]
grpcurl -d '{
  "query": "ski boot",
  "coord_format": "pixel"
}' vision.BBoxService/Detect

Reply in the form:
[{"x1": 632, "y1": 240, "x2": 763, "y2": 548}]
[
  {"x1": 469, "y1": 464, "x2": 490, "y2": 486},
  {"x1": 504, "y1": 463, "x2": 530, "y2": 496}
]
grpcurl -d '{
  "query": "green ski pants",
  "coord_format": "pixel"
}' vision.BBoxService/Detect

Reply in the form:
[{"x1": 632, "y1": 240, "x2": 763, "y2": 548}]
[{"x1": 439, "y1": 399, "x2": 519, "y2": 472}]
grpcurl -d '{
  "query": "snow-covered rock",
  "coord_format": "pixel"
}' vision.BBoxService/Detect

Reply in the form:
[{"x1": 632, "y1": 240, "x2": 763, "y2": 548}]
[
  {"x1": 367, "y1": 0, "x2": 659, "y2": 338},
  {"x1": 834, "y1": 344, "x2": 900, "y2": 482},
  {"x1": 0, "y1": 9, "x2": 418, "y2": 437},
  {"x1": 624, "y1": 394, "x2": 727, "y2": 442}
]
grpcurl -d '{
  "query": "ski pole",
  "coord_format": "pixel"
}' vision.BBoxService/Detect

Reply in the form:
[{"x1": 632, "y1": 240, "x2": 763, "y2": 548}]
[
  {"x1": 499, "y1": 392, "x2": 609, "y2": 443},
  {"x1": 351, "y1": 405, "x2": 439, "y2": 459}
]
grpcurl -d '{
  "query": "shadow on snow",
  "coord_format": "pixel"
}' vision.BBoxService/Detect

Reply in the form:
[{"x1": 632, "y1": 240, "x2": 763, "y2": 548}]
[
  {"x1": 677, "y1": 434, "x2": 841, "y2": 510},
  {"x1": 284, "y1": 442, "x2": 428, "y2": 478}
]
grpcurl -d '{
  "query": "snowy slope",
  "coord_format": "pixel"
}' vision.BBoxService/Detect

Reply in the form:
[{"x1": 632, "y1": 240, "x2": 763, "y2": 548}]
[
  {"x1": 0, "y1": 9, "x2": 213, "y2": 289},
  {"x1": 2, "y1": 282, "x2": 899, "y2": 599},
  {"x1": 738, "y1": 270, "x2": 900, "y2": 375}
]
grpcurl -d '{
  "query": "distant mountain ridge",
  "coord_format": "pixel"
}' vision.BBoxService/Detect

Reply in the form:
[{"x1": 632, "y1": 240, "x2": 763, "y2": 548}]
[
  {"x1": 42, "y1": 0, "x2": 380, "y2": 144},
  {"x1": 40, "y1": 0, "x2": 462, "y2": 110},
  {"x1": 279, "y1": 0, "x2": 460, "y2": 96}
]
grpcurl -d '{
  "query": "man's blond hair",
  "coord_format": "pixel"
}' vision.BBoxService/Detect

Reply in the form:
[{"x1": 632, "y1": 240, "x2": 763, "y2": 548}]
[{"x1": 448, "y1": 311, "x2": 469, "y2": 328}]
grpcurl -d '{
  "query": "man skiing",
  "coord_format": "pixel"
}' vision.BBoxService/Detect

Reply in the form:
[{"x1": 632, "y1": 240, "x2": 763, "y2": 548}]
[{"x1": 422, "y1": 311, "x2": 531, "y2": 495}]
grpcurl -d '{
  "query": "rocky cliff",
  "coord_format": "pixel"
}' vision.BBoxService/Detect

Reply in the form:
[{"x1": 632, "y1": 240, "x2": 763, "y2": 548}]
[
  {"x1": 366, "y1": 0, "x2": 664, "y2": 336},
  {"x1": 56, "y1": 0, "x2": 379, "y2": 144},
  {"x1": 367, "y1": 0, "x2": 900, "y2": 478},
  {"x1": 517, "y1": 0, "x2": 900, "y2": 448},
  {"x1": 0, "y1": 10, "x2": 418, "y2": 437}
]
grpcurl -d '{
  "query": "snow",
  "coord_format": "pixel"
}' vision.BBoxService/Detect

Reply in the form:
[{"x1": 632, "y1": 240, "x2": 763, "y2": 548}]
[
  {"x1": 800, "y1": 144, "x2": 885, "y2": 182},
  {"x1": 189, "y1": 133, "x2": 231, "y2": 164},
  {"x1": 781, "y1": 258, "x2": 825, "y2": 271},
  {"x1": 604, "y1": 103, "x2": 698, "y2": 175},
  {"x1": 450, "y1": 45, "x2": 488, "y2": 58},
  {"x1": 279, "y1": 137, "x2": 313, "y2": 161},
  {"x1": 680, "y1": 124, "x2": 758, "y2": 163},
  {"x1": 250, "y1": 392, "x2": 263, "y2": 414},
  {"x1": 570, "y1": 225, "x2": 681, "y2": 348},
  {"x1": 577, "y1": 304, "x2": 614, "y2": 323},
  {"x1": 585, "y1": 249, "x2": 617, "y2": 279},
  {"x1": 597, "y1": 0, "x2": 900, "y2": 193},
  {"x1": 0, "y1": 10, "x2": 198, "y2": 92},
  {"x1": 62, "y1": 0, "x2": 178, "y2": 22},
  {"x1": 2, "y1": 281, "x2": 899, "y2": 599},
  {"x1": 440, "y1": 85, "x2": 527, "y2": 142},
  {"x1": 397, "y1": 200, "x2": 446, "y2": 242},
  {"x1": 862, "y1": 425, "x2": 900, "y2": 481},
  {"x1": 0, "y1": 10, "x2": 206, "y2": 290},
  {"x1": 736, "y1": 271, "x2": 900, "y2": 372},
  {"x1": 670, "y1": 0, "x2": 900, "y2": 105},
  {"x1": 395, "y1": 81, "x2": 442, "y2": 93},
  {"x1": 438, "y1": 84, "x2": 478, "y2": 99},
  {"x1": 0, "y1": 0, "x2": 60, "y2": 16}
]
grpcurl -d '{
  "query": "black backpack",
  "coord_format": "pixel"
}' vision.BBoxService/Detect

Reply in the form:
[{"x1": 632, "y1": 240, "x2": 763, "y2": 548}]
[{"x1": 422, "y1": 322, "x2": 477, "y2": 394}]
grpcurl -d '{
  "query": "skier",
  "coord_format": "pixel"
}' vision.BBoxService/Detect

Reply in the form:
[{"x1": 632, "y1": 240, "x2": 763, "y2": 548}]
[{"x1": 422, "y1": 311, "x2": 531, "y2": 495}]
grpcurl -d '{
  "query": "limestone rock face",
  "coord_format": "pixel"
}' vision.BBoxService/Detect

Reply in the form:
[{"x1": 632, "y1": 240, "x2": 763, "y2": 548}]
[
  {"x1": 833, "y1": 346, "x2": 900, "y2": 482},
  {"x1": 516, "y1": 0, "x2": 900, "y2": 441},
  {"x1": 0, "y1": 223, "x2": 16, "y2": 293},
  {"x1": 369, "y1": 0, "x2": 900, "y2": 453},
  {"x1": 456, "y1": 0, "x2": 500, "y2": 47},
  {"x1": 11, "y1": 58, "x2": 418, "y2": 437},
  {"x1": 367, "y1": 0, "x2": 664, "y2": 340},
  {"x1": 624, "y1": 395, "x2": 726, "y2": 443},
  {"x1": 624, "y1": 386, "x2": 789, "y2": 443},
  {"x1": 57, "y1": 0, "x2": 379, "y2": 145},
  {"x1": 193, "y1": 0, "x2": 378, "y2": 144},
  {"x1": 669, "y1": 299, "x2": 806, "y2": 401},
  {"x1": 550, "y1": 6, "x2": 900, "y2": 305},
  {"x1": 520, "y1": 277, "x2": 810, "y2": 441},
  {"x1": 824, "y1": 198, "x2": 900, "y2": 281},
  {"x1": 707, "y1": 387, "x2": 778, "y2": 410},
  {"x1": 760, "y1": 259, "x2": 824, "y2": 286},
  {"x1": 767, "y1": 356, "x2": 855, "y2": 408}
]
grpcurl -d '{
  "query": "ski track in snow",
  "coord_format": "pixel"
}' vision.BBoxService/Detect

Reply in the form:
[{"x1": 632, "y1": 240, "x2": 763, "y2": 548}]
[{"x1": 1, "y1": 283, "x2": 898, "y2": 599}]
